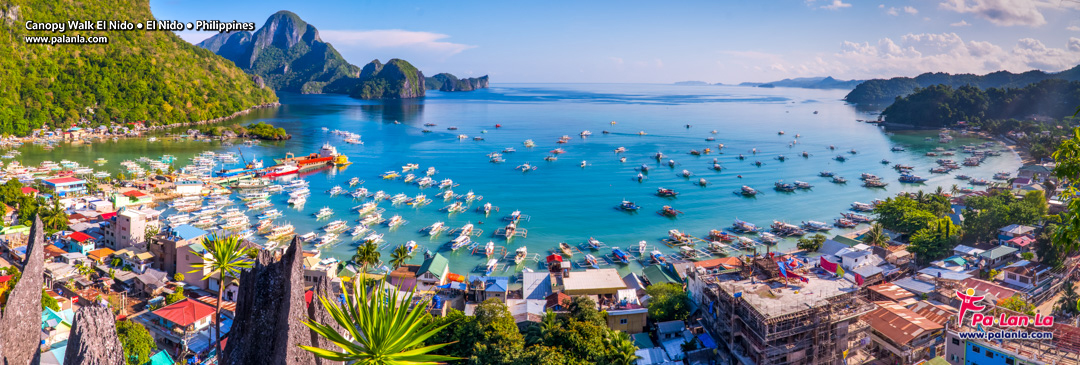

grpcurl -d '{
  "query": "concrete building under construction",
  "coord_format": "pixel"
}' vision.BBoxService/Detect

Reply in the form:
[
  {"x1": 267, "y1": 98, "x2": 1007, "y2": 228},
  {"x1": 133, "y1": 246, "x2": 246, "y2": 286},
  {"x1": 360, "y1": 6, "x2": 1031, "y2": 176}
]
[{"x1": 687, "y1": 256, "x2": 876, "y2": 365}]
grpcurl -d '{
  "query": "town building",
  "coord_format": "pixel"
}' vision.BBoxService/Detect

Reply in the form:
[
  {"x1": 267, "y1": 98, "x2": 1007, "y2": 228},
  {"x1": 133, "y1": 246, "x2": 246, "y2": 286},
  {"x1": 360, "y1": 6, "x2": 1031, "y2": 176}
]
[
  {"x1": 42, "y1": 177, "x2": 87, "y2": 197},
  {"x1": 863, "y1": 301, "x2": 945, "y2": 363},
  {"x1": 687, "y1": 262, "x2": 874, "y2": 365},
  {"x1": 112, "y1": 190, "x2": 153, "y2": 209},
  {"x1": 417, "y1": 253, "x2": 450, "y2": 290},
  {"x1": 102, "y1": 208, "x2": 161, "y2": 250},
  {"x1": 148, "y1": 224, "x2": 209, "y2": 277},
  {"x1": 561, "y1": 268, "x2": 627, "y2": 296},
  {"x1": 65, "y1": 231, "x2": 96, "y2": 255}
]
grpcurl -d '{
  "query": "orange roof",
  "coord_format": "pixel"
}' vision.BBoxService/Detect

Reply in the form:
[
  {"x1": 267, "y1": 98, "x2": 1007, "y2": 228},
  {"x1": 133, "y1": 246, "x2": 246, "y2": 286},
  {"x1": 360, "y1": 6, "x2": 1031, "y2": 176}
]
[
  {"x1": 960, "y1": 278, "x2": 1018, "y2": 301},
  {"x1": 865, "y1": 301, "x2": 944, "y2": 345},
  {"x1": 44, "y1": 245, "x2": 67, "y2": 259},
  {"x1": 87, "y1": 248, "x2": 115, "y2": 262},
  {"x1": 909, "y1": 301, "x2": 955, "y2": 326},
  {"x1": 153, "y1": 298, "x2": 215, "y2": 327},
  {"x1": 122, "y1": 190, "x2": 148, "y2": 198},
  {"x1": 693, "y1": 257, "x2": 743, "y2": 270}
]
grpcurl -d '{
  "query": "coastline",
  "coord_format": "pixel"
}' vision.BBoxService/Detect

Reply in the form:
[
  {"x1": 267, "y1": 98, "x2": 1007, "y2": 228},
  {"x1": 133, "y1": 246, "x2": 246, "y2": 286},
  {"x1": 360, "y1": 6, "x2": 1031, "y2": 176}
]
[{"x1": 145, "y1": 102, "x2": 281, "y2": 132}]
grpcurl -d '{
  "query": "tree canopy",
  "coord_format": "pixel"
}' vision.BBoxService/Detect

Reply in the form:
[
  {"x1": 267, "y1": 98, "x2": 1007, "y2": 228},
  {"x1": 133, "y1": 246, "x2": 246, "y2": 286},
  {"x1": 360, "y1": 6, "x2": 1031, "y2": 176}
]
[
  {"x1": 645, "y1": 283, "x2": 690, "y2": 322},
  {"x1": 116, "y1": 320, "x2": 156, "y2": 365}
]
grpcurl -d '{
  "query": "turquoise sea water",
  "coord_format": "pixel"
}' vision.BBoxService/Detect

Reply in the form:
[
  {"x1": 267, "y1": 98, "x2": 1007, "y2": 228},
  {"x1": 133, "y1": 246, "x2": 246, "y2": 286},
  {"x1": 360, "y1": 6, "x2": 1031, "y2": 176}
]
[{"x1": 15, "y1": 84, "x2": 1021, "y2": 276}]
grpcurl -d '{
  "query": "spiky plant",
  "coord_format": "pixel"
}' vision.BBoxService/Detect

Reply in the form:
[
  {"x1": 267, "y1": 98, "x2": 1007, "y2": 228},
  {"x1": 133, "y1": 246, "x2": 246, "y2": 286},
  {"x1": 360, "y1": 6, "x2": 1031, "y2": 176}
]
[{"x1": 300, "y1": 278, "x2": 458, "y2": 364}]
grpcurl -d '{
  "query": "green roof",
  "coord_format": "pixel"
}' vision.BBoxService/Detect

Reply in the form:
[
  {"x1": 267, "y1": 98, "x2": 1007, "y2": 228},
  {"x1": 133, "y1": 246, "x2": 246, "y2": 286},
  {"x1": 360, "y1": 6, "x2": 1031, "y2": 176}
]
[
  {"x1": 418, "y1": 253, "x2": 449, "y2": 279},
  {"x1": 925, "y1": 357, "x2": 950, "y2": 365},
  {"x1": 632, "y1": 332, "x2": 656, "y2": 349},
  {"x1": 144, "y1": 350, "x2": 174, "y2": 365},
  {"x1": 831, "y1": 235, "x2": 861, "y2": 246},
  {"x1": 642, "y1": 264, "x2": 680, "y2": 285},
  {"x1": 979, "y1": 245, "x2": 1018, "y2": 260}
]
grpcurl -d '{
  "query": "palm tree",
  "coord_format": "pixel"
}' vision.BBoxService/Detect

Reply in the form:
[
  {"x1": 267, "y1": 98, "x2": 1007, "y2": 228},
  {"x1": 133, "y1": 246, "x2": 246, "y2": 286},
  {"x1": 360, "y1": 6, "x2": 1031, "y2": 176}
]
[
  {"x1": 389, "y1": 245, "x2": 412, "y2": 269},
  {"x1": 606, "y1": 331, "x2": 640, "y2": 365},
  {"x1": 189, "y1": 234, "x2": 253, "y2": 346},
  {"x1": 951, "y1": 184, "x2": 960, "y2": 196},
  {"x1": 934, "y1": 185, "x2": 945, "y2": 196},
  {"x1": 863, "y1": 223, "x2": 889, "y2": 249},
  {"x1": 915, "y1": 190, "x2": 927, "y2": 204},
  {"x1": 300, "y1": 278, "x2": 458, "y2": 364},
  {"x1": 526, "y1": 310, "x2": 559, "y2": 346},
  {"x1": 41, "y1": 200, "x2": 67, "y2": 231},
  {"x1": 355, "y1": 241, "x2": 381, "y2": 270}
]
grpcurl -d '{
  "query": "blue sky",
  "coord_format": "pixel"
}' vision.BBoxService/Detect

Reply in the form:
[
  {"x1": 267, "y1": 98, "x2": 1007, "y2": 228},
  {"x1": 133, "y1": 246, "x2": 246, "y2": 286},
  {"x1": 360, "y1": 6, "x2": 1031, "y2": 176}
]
[{"x1": 152, "y1": 0, "x2": 1080, "y2": 83}]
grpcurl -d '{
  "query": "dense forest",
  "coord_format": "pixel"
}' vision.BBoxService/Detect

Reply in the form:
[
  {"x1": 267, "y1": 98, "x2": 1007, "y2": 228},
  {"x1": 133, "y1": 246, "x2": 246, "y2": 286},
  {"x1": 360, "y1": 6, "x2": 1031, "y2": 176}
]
[
  {"x1": 0, "y1": 0, "x2": 277, "y2": 136},
  {"x1": 845, "y1": 66, "x2": 1080, "y2": 104},
  {"x1": 881, "y1": 79, "x2": 1080, "y2": 128}
]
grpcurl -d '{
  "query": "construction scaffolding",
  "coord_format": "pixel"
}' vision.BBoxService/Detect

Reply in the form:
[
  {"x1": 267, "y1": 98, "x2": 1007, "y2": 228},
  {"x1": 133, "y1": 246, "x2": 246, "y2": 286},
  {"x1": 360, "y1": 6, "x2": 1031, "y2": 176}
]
[{"x1": 688, "y1": 267, "x2": 875, "y2": 365}]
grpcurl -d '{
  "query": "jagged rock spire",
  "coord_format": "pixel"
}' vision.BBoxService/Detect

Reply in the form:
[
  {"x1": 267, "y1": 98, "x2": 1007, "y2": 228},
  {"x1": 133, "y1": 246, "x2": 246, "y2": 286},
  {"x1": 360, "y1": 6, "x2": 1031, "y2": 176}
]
[
  {"x1": 221, "y1": 237, "x2": 316, "y2": 365},
  {"x1": 0, "y1": 215, "x2": 46, "y2": 364},
  {"x1": 63, "y1": 305, "x2": 124, "y2": 364},
  {"x1": 308, "y1": 277, "x2": 342, "y2": 365}
]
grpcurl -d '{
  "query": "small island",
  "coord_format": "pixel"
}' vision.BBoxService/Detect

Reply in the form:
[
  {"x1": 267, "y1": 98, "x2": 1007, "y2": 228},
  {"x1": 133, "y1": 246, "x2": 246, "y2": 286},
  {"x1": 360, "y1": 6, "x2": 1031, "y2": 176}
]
[{"x1": 198, "y1": 121, "x2": 291, "y2": 140}]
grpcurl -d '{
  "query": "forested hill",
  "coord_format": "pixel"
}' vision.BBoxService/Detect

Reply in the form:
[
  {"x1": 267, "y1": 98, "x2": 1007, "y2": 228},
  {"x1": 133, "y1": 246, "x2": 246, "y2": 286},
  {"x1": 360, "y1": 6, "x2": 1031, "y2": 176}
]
[
  {"x1": 881, "y1": 79, "x2": 1080, "y2": 128},
  {"x1": 845, "y1": 66, "x2": 1080, "y2": 105},
  {"x1": 0, "y1": 0, "x2": 277, "y2": 136}
]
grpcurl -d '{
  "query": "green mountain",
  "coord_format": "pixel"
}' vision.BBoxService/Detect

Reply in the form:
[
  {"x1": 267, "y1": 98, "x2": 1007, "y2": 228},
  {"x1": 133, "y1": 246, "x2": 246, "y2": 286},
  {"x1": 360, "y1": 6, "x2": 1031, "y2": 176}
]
[
  {"x1": 197, "y1": 11, "x2": 360, "y2": 93},
  {"x1": 425, "y1": 73, "x2": 488, "y2": 92},
  {"x1": 882, "y1": 79, "x2": 1080, "y2": 128},
  {"x1": 845, "y1": 66, "x2": 1080, "y2": 104},
  {"x1": 739, "y1": 76, "x2": 863, "y2": 90},
  {"x1": 0, "y1": 0, "x2": 277, "y2": 136},
  {"x1": 349, "y1": 59, "x2": 426, "y2": 99}
]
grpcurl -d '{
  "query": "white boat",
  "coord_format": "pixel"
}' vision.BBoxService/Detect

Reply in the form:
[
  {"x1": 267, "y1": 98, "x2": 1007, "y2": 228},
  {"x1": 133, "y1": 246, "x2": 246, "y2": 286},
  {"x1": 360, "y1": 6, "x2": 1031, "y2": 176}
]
[
  {"x1": 299, "y1": 232, "x2": 317, "y2": 242},
  {"x1": 363, "y1": 233, "x2": 383, "y2": 243},
  {"x1": 485, "y1": 241, "x2": 495, "y2": 256},
  {"x1": 426, "y1": 222, "x2": 445, "y2": 235},
  {"x1": 314, "y1": 207, "x2": 334, "y2": 219},
  {"x1": 265, "y1": 224, "x2": 295, "y2": 240},
  {"x1": 459, "y1": 223, "x2": 474, "y2": 237},
  {"x1": 349, "y1": 224, "x2": 369, "y2": 237},
  {"x1": 385, "y1": 215, "x2": 405, "y2": 227},
  {"x1": 323, "y1": 220, "x2": 348, "y2": 232},
  {"x1": 515, "y1": 247, "x2": 528, "y2": 264},
  {"x1": 451, "y1": 235, "x2": 471, "y2": 251}
]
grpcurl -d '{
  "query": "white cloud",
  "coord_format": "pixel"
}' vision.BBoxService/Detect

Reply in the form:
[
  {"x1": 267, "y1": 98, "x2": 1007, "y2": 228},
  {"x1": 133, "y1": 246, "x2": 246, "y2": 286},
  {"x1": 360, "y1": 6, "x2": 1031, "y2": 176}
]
[
  {"x1": 320, "y1": 29, "x2": 475, "y2": 57},
  {"x1": 904, "y1": 6, "x2": 919, "y2": 14},
  {"x1": 951, "y1": 20, "x2": 971, "y2": 26},
  {"x1": 939, "y1": 0, "x2": 1045, "y2": 26},
  {"x1": 1069, "y1": 25, "x2": 1080, "y2": 31},
  {"x1": 878, "y1": 4, "x2": 885, "y2": 8},
  {"x1": 886, "y1": 7, "x2": 899, "y2": 15},
  {"x1": 821, "y1": 0, "x2": 852, "y2": 10}
]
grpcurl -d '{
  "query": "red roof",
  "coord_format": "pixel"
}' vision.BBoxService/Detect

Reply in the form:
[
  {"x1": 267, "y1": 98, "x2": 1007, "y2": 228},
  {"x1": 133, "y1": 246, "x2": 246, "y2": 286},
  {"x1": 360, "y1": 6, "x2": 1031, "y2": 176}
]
[
  {"x1": 546, "y1": 254, "x2": 563, "y2": 263},
  {"x1": 20, "y1": 187, "x2": 37, "y2": 194},
  {"x1": 69, "y1": 231, "x2": 93, "y2": 243},
  {"x1": 100, "y1": 212, "x2": 117, "y2": 220},
  {"x1": 123, "y1": 190, "x2": 148, "y2": 198},
  {"x1": 1007, "y1": 235, "x2": 1036, "y2": 247},
  {"x1": 0, "y1": 275, "x2": 13, "y2": 284},
  {"x1": 44, "y1": 177, "x2": 83, "y2": 184},
  {"x1": 153, "y1": 298, "x2": 215, "y2": 327}
]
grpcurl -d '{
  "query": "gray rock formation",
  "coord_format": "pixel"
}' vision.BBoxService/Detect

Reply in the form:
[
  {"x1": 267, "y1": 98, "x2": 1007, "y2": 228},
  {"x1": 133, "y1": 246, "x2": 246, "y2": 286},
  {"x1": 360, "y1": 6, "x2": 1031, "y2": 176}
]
[
  {"x1": 426, "y1": 73, "x2": 489, "y2": 92},
  {"x1": 307, "y1": 277, "x2": 342, "y2": 365},
  {"x1": 221, "y1": 238, "x2": 316, "y2": 365},
  {"x1": 0, "y1": 215, "x2": 45, "y2": 365},
  {"x1": 63, "y1": 305, "x2": 124, "y2": 365}
]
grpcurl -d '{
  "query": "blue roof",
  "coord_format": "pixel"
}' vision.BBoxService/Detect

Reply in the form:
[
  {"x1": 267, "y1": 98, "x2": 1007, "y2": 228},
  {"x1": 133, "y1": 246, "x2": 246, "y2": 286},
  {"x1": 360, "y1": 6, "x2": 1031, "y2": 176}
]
[
  {"x1": 918, "y1": 267, "x2": 973, "y2": 281},
  {"x1": 698, "y1": 332, "x2": 718, "y2": 349},
  {"x1": 172, "y1": 225, "x2": 208, "y2": 241},
  {"x1": 467, "y1": 275, "x2": 509, "y2": 292},
  {"x1": 892, "y1": 277, "x2": 936, "y2": 295},
  {"x1": 145, "y1": 350, "x2": 174, "y2": 365}
]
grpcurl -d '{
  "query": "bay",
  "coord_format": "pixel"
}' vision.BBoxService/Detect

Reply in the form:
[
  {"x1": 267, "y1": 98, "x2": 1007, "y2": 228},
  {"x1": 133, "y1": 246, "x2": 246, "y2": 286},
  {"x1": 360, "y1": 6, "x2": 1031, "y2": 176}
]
[{"x1": 14, "y1": 84, "x2": 1021, "y2": 276}]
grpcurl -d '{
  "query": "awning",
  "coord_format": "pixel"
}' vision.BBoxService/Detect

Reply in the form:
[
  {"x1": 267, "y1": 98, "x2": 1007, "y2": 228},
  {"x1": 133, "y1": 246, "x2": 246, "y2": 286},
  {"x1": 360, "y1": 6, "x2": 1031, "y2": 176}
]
[{"x1": 698, "y1": 332, "x2": 718, "y2": 349}]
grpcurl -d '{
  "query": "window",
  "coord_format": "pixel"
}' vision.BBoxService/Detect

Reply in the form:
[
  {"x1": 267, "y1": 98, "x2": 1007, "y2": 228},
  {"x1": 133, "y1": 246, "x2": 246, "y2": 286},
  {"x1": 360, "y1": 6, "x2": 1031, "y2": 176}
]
[
  {"x1": 952, "y1": 338, "x2": 960, "y2": 345},
  {"x1": 972, "y1": 345, "x2": 980, "y2": 353},
  {"x1": 1005, "y1": 359, "x2": 1014, "y2": 365},
  {"x1": 987, "y1": 352, "x2": 994, "y2": 359},
  {"x1": 620, "y1": 318, "x2": 628, "y2": 325}
]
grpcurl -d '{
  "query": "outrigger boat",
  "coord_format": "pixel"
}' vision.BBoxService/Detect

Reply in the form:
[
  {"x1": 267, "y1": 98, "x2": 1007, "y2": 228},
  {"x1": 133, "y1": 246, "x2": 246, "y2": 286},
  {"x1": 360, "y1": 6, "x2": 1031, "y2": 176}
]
[
  {"x1": 323, "y1": 220, "x2": 348, "y2": 232},
  {"x1": 515, "y1": 247, "x2": 529, "y2": 265},
  {"x1": 731, "y1": 219, "x2": 761, "y2": 233},
  {"x1": 584, "y1": 254, "x2": 599, "y2": 269},
  {"x1": 740, "y1": 186, "x2": 758, "y2": 196},
  {"x1": 559, "y1": 242, "x2": 574, "y2": 256},
  {"x1": 802, "y1": 220, "x2": 831, "y2": 231},
  {"x1": 851, "y1": 202, "x2": 875, "y2": 212},
  {"x1": 618, "y1": 200, "x2": 640, "y2": 211},
  {"x1": 834, "y1": 218, "x2": 858, "y2": 228},
  {"x1": 314, "y1": 207, "x2": 334, "y2": 219},
  {"x1": 516, "y1": 163, "x2": 537, "y2": 172},
  {"x1": 485, "y1": 241, "x2": 496, "y2": 256},
  {"x1": 651, "y1": 250, "x2": 666, "y2": 264},
  {"x1": 587, "y1": 237, "x2": 603, "y2": 249},
  {"x1": 832, "y1": 176, "x2": 847, "y2": 184},
  {"x1": 841, "y1": 212, "x2": 873, "y2": 222},
  {"x1": 611, "y1": 248, "x2": 630, "y2": 264},
  {"x1": 709, "y1": 230, "x2": 735, "y2": 242},
  {"x1": 659, "y1": 206, "x2": 682, "y2": 217},
  {"x1": 656, "y1": 187, "x2": 678, "y2": 197},
  {"x1": 819, "y1": 171, "x2": 834, "y2": 177},
  {"x1": 759, "y1": 232, "x2": 779, "y2": 244}
]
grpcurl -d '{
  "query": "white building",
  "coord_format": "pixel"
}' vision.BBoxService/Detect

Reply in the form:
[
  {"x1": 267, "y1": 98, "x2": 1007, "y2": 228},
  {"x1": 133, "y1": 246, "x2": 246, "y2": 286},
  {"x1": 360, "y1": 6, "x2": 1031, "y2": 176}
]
[{"x1": 103, "y1": 208, "x2": 161, "y2": 250}]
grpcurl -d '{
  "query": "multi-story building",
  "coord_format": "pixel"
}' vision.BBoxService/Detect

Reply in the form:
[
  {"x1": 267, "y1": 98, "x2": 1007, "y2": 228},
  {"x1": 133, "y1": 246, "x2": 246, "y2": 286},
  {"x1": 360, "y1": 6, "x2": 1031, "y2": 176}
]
[
  {"x1": 686, "y1": 259, "x2": 875, "y2": 365},
  {"x1": 863, "y1": 301, "x2": 946, "y2": 363},
  {"x1": 148, "y1": 224, "x2": 209, "y2": 278},
  {"x1": 102, "y1": 208, "x2": 161, "y2": 250}
]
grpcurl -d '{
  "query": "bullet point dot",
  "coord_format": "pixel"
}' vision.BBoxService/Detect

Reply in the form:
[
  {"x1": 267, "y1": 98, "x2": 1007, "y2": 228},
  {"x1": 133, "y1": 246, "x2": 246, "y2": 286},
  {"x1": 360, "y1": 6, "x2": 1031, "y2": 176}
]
[
  {"x1": 136, "y1": 23, "x2": 143, "y2": 29},
  {"x1": 187, "y1": 23, "x2": 194, "y2": 29}
]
